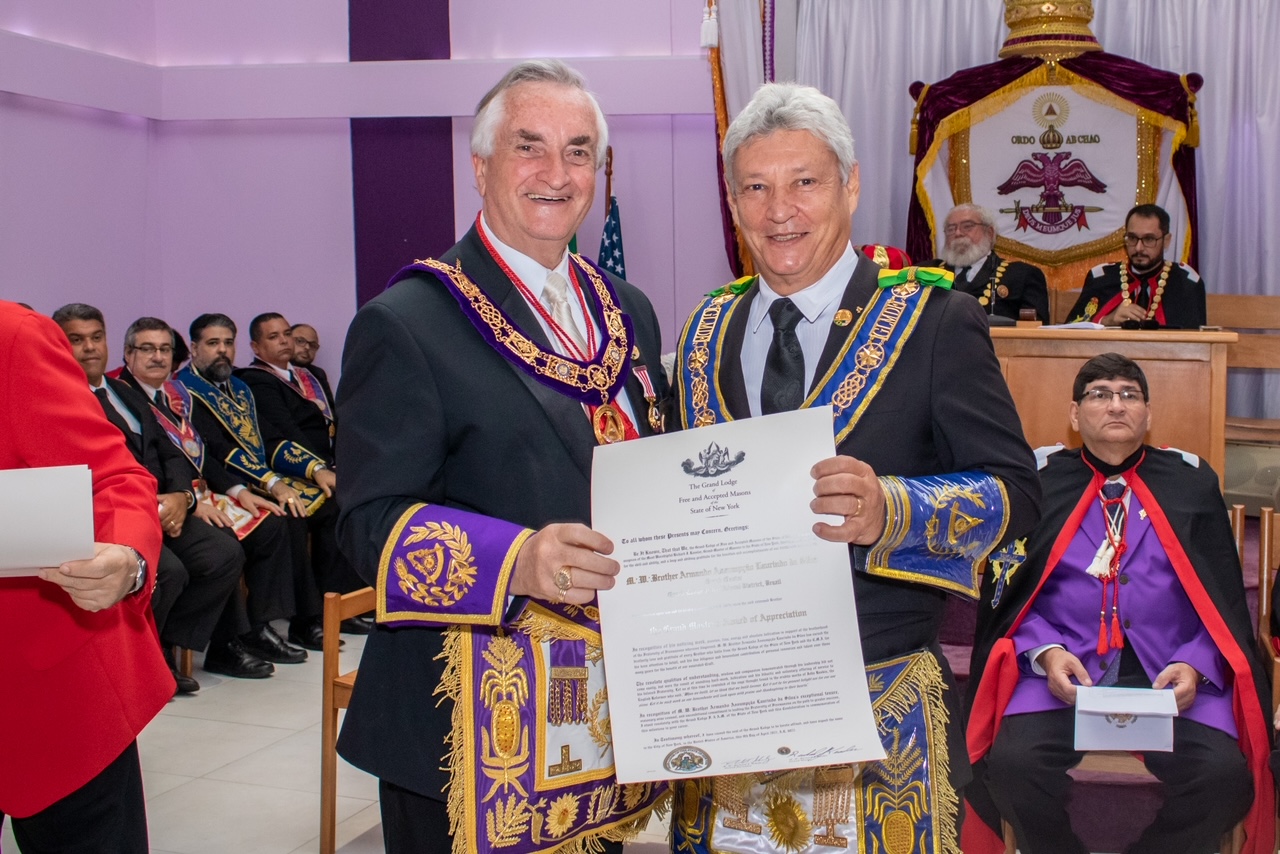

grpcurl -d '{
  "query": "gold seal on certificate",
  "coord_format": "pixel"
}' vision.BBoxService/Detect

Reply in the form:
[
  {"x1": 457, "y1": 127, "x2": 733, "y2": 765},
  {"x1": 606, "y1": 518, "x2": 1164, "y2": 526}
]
[{"x1": 592, "y1": 407, "x2": 884, "y2": 784}]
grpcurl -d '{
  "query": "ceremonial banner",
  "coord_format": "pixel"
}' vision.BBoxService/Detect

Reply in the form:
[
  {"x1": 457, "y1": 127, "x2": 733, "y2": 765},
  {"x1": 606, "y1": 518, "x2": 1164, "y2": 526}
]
[{"x1": 916, "y1": 66, "x2": 1191, "y2": 269}]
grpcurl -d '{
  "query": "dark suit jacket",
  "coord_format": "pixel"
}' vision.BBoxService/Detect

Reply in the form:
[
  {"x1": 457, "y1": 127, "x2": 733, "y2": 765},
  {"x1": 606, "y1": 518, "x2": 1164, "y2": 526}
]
[
  {"x1": 937, "y1": 253, "x2": 1049, "y2": 322},
  {"x1": 698, "y1": 256, "x2": 1041, "y2": 787},
  {"x1": 707, "y1": 256, "x2": 1041, "y2": 663},
  {"x1": 117, "y1": 368, "x2": 243, "y2": 496},
  {"x1": 101, "y1": 377, "x2": 197, "y2": 504},
  {"x1": 236, "y1": 360, "x2": 334, "y2": 467},
  {"x1": 334, "y1": 226, "x2": 671, "y2": 798}
]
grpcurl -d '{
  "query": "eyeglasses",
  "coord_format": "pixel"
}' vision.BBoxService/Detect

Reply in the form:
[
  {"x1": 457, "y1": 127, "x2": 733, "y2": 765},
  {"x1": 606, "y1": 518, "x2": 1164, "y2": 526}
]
[
  {"x1": 944, "y1": 220, "x2": 984, "y2": 236},
  {"x1": 128, "y1": 344, "x2": 174, "y2": 356},
  {"x1": 1123, "y1": 233, "x2": 1165, "y2": 248},
  {"x1": 1079, "y1": 388, "x2": 1145, "y2": 406}
]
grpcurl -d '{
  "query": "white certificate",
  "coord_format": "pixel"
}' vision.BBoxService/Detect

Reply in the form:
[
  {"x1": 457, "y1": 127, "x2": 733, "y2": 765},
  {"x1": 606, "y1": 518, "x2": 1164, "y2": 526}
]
[
  {"x1": 593, "y1": 406, "x2": 884, "y2": 784},
  {"x1": 0, "y1": 464, "x2": 95, "y2": 576}
]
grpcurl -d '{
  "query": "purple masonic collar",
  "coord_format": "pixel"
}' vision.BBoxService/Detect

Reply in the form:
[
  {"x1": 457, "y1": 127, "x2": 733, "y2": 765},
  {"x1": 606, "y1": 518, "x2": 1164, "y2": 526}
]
[{"x1": 387, "y1": 252, "x2": 634, "y2": 408}]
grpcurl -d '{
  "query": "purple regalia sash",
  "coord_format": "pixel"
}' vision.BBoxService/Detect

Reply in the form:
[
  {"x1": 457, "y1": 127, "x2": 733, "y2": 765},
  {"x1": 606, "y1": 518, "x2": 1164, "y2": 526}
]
[
  {"x1": 387, "y1": 253, "x2": 634, "y2": 409},
  {"x1": 244, "y1": 362, "x2": 335, "y2": 427},
  {"x1": 293, "y1": 366, "x2": 334, "y2": 424}
]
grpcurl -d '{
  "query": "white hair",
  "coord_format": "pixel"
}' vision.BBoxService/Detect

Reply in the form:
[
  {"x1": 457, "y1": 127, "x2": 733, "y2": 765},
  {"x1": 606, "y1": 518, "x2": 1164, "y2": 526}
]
[
  {"x1": 470, "y1": 59, "x2": 610, "y2": 168},
  {"x1": 948, "y1": 203, "x2": 996, "y2": 230},
  {"x1": 722, "y1": 82, "x2": 857, "y2": 192}
]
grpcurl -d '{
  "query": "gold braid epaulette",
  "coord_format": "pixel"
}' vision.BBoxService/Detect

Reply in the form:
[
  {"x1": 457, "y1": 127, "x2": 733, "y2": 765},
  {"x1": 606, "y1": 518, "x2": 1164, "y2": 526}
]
[{"x1": 415, "y1": 256, "x2": 629, "y2": 405}]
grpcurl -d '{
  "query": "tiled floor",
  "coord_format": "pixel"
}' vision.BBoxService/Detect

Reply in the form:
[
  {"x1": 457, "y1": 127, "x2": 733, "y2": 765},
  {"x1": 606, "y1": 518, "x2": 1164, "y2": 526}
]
[{"x1": 0, "y1": 623, "x2": 669, "y2": 853}]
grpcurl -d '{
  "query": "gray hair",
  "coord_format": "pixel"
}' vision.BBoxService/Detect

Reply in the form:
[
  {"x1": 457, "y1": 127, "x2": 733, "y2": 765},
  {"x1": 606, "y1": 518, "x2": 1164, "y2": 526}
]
[
  {"x1": 470, "y1": 59, "x2": 610, "y2": 168},
  {"x1": 123, "y1": 316, "x2": 174, "y2": 350},
  {"x1": 722, "y1": 83, "x2": 857, "y2": 192},
  {"x1": 948, "y1": 202, "x2": 996, "y2": 230}
]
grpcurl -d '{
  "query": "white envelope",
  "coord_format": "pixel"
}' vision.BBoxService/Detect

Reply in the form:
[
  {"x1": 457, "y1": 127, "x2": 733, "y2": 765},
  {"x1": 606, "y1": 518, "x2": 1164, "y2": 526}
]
[
  {"x1": 1074, "y1": 685, "x2": 1178, "y2": 752},
  {"x1": 0, "y1": 464, "x2": 95, "y2": 576}
]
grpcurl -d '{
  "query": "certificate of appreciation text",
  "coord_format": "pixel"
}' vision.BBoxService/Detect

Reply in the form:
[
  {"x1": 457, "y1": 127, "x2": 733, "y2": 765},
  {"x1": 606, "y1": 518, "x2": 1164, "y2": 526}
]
[{"x1": 592, "y1": 406, "x2": 883, "y2": 784}]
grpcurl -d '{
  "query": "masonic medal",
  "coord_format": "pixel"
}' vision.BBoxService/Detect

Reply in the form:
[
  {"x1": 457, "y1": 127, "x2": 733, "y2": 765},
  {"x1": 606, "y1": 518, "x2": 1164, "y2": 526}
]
[{"x1": 593, "y1": 402, "x2": 627, "y2": 444}]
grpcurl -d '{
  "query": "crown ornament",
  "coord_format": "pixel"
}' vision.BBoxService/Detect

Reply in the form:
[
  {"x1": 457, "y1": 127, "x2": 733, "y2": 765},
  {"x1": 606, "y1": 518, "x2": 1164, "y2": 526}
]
[{"x1": 1000, "y1": 0, "x2": 1102, "y2": 62}]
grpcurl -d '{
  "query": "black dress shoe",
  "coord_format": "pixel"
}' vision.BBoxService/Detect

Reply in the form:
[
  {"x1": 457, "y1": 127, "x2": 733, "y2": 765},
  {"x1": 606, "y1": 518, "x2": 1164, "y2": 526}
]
[
  {"x1": 240, "y1": 624, "x2": 308, "y2": 664},
  {"x1": 339, "y1": 615, "x2": 373, "y2": 635},
  {"x1": 288, "y1": 618, "x2": 339, "y2": 651},
  {"x1": 170, "y1": 667, "x2": 200, "y2": 695},
  {"x1": 203, "y1": 639, "x2": 275, "y2": 679}
]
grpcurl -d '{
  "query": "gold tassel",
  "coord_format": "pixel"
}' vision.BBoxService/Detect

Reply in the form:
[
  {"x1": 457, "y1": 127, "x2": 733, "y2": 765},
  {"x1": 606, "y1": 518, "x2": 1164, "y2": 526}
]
[
  {"x1": 550, "y1": 666, "x2": 589, "y2": 725},
  {"x1": 909, "y1": 83, "x2": 930, "y2": 156}
]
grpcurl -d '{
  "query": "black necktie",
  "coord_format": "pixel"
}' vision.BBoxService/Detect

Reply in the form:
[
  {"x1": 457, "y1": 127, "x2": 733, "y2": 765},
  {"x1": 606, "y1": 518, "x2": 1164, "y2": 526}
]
[
  {"x1": 761, "y1": 298, "x2": 806, "y2": 415},
  {"x1": 95, "y1": 387, "x2": 136, "y2": 441}
]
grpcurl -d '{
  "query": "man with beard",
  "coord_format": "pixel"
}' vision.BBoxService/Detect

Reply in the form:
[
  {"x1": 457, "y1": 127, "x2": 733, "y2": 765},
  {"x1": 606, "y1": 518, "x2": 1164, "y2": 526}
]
[
  {"x1": 118, "y1": 316, "x2": 302, "y2": 679},
  {"x1": 289, "y1": 323, "x2": 334, "y2": 402},
  {"x1": 177, "y1": 313, "x2": 332, "y2": 651},
  {"x1": 53, "y1": 303, "x2": 249, "y2": 690},
  {"x1": 1066, "y1": 204, "x2": 1207, "y2": 328},
  {"x1": 934, "y1": 203, "x2": 1049, "y2": 322},
  {"x1": 965, "y1": 353, "x2": 1271, "y2": 854}
]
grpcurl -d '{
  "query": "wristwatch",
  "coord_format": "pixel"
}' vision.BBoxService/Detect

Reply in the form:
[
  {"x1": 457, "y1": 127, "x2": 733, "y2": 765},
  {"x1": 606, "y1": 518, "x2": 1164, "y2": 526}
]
[{"x1": 124, "y1": 546, "x2": 148, "y2": 594}]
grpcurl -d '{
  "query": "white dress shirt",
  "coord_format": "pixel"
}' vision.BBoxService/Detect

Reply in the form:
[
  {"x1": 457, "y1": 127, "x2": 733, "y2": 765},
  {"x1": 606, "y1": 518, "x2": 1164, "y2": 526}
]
[
  {"x1": 740, "y1": 243, "x2": 862, "y2": 417},
  {"x1": 89, "y1": 378, "x2": 143, "y2": 436}
]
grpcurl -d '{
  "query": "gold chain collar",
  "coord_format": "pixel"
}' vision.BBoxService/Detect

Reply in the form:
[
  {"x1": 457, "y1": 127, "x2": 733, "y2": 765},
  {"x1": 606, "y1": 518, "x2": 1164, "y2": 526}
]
[
  {"x1": 418, "y1": 255, "x2": 629, "y2": 404},
  {"x1": 1119, "y1": 261, "x2": 1172, "y2": 321}
]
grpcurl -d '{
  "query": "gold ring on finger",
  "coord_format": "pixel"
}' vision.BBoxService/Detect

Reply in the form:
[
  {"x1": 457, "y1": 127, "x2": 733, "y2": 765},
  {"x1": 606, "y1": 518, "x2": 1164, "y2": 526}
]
[
  {"x1": 853, "y1": 496, "x2": 864, "y2": 517},
  {"x1": 553, "y1": 566, "x2": 573, "y2": 593}
]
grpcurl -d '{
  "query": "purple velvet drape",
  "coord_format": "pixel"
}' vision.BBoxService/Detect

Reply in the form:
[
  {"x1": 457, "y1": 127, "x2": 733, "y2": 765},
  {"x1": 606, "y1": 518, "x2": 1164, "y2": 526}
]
[{"x1": 906, "y1": 52, "x2": 1201, "y2": 268}]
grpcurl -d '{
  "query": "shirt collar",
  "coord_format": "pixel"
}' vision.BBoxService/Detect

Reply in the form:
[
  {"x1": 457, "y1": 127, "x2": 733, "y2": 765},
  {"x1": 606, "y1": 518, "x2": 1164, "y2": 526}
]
[
  {"x1": 480, "y1": 213, "x2": 571, "y2": 300},
  {"x1": 751, "y1": 243, "x2": 859, "y2": 332},
  {"x1": 965, "y1": 253, "x2": 991, "y2": 281},
  {"x1": 266, "y1": 361, "x2": 293, "y2": 382}
]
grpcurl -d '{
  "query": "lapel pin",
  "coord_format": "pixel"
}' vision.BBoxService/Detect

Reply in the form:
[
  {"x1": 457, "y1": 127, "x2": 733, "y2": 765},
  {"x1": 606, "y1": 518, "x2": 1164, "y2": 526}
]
[{"x1": 834, "y1": 309, "x2": 854, "y2": 327}]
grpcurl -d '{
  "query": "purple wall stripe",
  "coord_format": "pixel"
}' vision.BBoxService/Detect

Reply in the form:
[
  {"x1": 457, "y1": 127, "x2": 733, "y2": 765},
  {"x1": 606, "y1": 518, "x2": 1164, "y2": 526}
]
[{"x1": 349, "y1": 0, "x2": 453, "y2": 308}]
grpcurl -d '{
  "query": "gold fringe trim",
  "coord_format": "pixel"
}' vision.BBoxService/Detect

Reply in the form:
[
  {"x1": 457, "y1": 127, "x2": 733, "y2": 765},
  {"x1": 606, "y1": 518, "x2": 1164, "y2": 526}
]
[
  {"x1": 876, "y1": 652, "x2": 958, "y2": 854},
  {"x1": 512, "y1": 608, "x2": 603, "y2": 662},
  {"x1": 438, "y1": 627, "x2": 473, "y2": 854}
]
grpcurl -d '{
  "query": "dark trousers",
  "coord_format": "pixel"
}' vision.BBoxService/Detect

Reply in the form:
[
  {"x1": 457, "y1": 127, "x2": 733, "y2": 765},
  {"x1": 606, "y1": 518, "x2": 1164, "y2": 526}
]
[
  {"x1": 1, "y1": 742, "x2": 147, "y2": 853},
  {"x1": 986, "y1": 708, "x2": 1252, "y2": 854},
  {"x1": 153, "y1": 520, "x2": 243, "y2": 651},
  {"x1": 378, "y1": 780, "x2": 622, "y2": 854},
  {"x1": 240, "y1": 512, "x2": 293, "y2": 626}
]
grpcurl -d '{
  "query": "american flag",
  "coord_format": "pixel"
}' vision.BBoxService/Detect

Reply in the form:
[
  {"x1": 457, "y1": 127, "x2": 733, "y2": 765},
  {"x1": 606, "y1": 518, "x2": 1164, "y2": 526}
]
[{"x1": 598, "y1": 196, "x2": 627, "y2": 280}]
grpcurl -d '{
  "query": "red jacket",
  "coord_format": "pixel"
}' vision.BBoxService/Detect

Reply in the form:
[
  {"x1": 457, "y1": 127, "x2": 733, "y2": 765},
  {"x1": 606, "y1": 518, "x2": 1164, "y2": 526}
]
[{"x1": 0, "y1": 301, "x2": 173, "y2": 817}]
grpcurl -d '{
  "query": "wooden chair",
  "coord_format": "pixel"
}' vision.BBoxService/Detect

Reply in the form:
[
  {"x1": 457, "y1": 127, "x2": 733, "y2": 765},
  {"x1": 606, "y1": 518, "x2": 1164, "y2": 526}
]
[
  {"x1": 1207, "y1": 294, "x2": 1280, "y2": 445},
  {"x1": 1256, "y1": 507, "x2": 1280, "y2": 714},
  {"x1": 1049, "y1": 288, "x2": 1082, "y2": 324},
  {"x1": 320, "y1": 587, "x2": 375, "y2": 854},
  {"x1": 1000, "y1": 505, "x2": 1251, "y2": 854}
]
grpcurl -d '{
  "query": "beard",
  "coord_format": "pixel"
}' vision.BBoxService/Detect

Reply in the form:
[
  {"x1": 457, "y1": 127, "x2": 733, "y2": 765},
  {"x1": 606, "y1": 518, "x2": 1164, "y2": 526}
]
[
  {"x1": 941, "y1": 234, "x2": 993, "y2": 269},
  {"x1": 202, "y1": 357, "x2": 233, "y2": 383}
]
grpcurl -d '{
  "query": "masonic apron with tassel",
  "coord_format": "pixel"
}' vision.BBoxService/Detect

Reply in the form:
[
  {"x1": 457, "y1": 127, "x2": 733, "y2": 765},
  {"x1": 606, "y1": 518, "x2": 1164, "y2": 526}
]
[
  {"x1": 377, "y1": 247, "x2": 669, "y2": 854},
  {"x1": 673, "y1": 267, "x2": 1012, "y2": 854}
]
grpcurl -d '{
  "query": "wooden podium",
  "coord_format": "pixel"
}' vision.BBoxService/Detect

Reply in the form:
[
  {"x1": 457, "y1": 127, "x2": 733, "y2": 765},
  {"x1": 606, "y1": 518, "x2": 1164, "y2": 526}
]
[{"x1": 990, "y1": 328, "x2": 1236, "y2": 480}]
